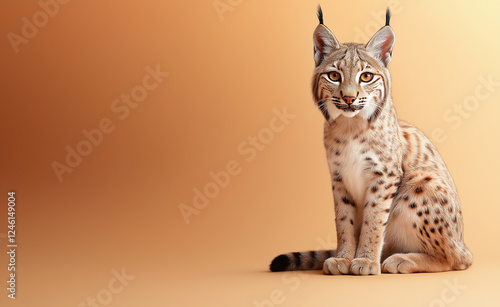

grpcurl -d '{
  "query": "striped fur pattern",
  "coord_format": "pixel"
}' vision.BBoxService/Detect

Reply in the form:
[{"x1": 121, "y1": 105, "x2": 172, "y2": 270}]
[
  {"x1": 270, "y1": 250, "x2": 334, "y2": 272},
  {"x1": 270, "y1": 7, "x2": 472, "y2": 275}
]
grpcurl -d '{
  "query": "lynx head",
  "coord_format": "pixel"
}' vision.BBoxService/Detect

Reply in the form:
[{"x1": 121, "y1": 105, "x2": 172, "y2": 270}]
[{"x1": 312, "y1": 6, "x2": 395, "y2": 123}]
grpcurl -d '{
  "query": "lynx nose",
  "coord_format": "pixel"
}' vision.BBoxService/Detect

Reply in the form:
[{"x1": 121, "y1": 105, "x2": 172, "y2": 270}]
[
  {"x1": 341, "y1": 90, "x2": 358, "y2": 105},
  {"x1": 342, "y1": 96, "x2": 356, "y2": 105}
]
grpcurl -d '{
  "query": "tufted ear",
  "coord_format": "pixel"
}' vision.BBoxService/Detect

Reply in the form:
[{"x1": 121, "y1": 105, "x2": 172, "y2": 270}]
[
  {"x1": 313, "y1": 6, "x2": 340, "y2": 66},
  {"x1": 366, "y1": 9, "x2": 395, "y2": 67}
]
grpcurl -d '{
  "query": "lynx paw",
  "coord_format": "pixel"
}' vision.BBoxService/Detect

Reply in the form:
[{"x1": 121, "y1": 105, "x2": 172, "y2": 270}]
[
  {"x1": 323, "y1": 257, "x2": 351, "y2": 275},
  {"x1": 382, "y1": 254, "x2": 417, "y2": 274},
  {"x1": 351, "y1": 258, "x2": 381, "y2": 275}
]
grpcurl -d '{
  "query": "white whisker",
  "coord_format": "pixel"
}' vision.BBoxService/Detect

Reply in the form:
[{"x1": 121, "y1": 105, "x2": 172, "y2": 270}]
[{"x1": 316, "y1": 97, "x2": 341, "y2": 104}]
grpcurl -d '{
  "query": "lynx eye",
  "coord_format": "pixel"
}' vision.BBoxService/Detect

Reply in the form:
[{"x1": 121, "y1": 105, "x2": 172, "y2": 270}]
[
  {"x1": 360, "y1": 72, "x2": 374, "y2": 83},
  {"x1": 328, "y1": 72, "x2": 341, "y2": 82}
]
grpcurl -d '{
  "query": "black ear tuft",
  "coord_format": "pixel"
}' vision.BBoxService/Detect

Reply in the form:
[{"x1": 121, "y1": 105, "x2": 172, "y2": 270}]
[
  {"x1": 385, "y1": 8, "x2": 391, "y2": 26},
  {"x1": 317, "y1": 5, "x2": 324, "y2": 25}
]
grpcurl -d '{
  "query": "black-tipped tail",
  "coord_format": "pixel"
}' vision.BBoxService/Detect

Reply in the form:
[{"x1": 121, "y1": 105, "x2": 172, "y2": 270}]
[
  {"x1": 270, "y1": 254, "x2": 291, "y2": 272},
  {"x1": 317, "y1": 5, "x2": 324, "y2": 25},
  {"x1": 385, "y1": 8, "x2": 391, "y2": 26},
  {"x1": 269, "y1": 250, "x2": 335, "y2": 272}
]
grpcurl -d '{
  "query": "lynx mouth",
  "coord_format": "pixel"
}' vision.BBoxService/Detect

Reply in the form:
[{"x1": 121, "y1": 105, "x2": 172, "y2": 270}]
[
  {"x1": 333, "y1": 103, "x2": 364, "y2": 112},
  {"x1": 343, "y1": 106, "x2": 359, "y2": 112}
]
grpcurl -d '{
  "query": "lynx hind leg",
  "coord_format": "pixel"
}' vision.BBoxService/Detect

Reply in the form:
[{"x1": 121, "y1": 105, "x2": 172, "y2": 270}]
[
  {"x1": 383, "y1": 167, "x2": 473, "y2": 273},
  {"x1": 382, "y1": 253, "x2": 452, "y2": 274}
]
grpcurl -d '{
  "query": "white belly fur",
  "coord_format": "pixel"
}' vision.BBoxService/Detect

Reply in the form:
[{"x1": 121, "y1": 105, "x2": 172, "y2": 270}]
[
  {"x1": 385, "y1": 207, "x2": 424, "y2": 254},
  {"x1": 337, "y1": 141, "x2": 369, "y2": 208}
]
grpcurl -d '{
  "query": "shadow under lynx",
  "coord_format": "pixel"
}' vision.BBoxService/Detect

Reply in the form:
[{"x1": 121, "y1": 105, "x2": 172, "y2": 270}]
[{"x1": 269, "y1": 6, "x2": 472, "y2": 275}]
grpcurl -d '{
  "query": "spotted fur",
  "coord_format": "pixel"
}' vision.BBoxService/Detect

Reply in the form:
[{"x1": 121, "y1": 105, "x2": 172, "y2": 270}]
[{"x1": 270, "y1": 7, "x2": 472, "y2": 275}]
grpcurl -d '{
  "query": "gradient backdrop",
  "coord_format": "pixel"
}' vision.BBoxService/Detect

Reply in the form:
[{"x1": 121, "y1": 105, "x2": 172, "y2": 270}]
[{"x1": 1, "y1": 0, "x2": 500, "y2": 306}]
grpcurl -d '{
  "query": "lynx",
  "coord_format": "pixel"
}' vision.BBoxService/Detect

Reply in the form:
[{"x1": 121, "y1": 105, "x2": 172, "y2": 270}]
[{"x1": 269, "y1": 7, "x2": 472, "y2": 275}]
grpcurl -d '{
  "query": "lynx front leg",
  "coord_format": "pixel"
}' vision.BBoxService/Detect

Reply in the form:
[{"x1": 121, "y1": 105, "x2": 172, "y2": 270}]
[
  {"x1": 324, "y1": 187, "x2": 357, "y2": 275},
  {"x1": 351, "y1": 184, "x2": 395, "y2": 275}
]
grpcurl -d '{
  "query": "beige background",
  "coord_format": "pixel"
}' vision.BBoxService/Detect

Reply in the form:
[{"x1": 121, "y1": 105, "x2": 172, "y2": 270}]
[{"x1": 1, "y1": 0, "x2": 499, "y2": 306}]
